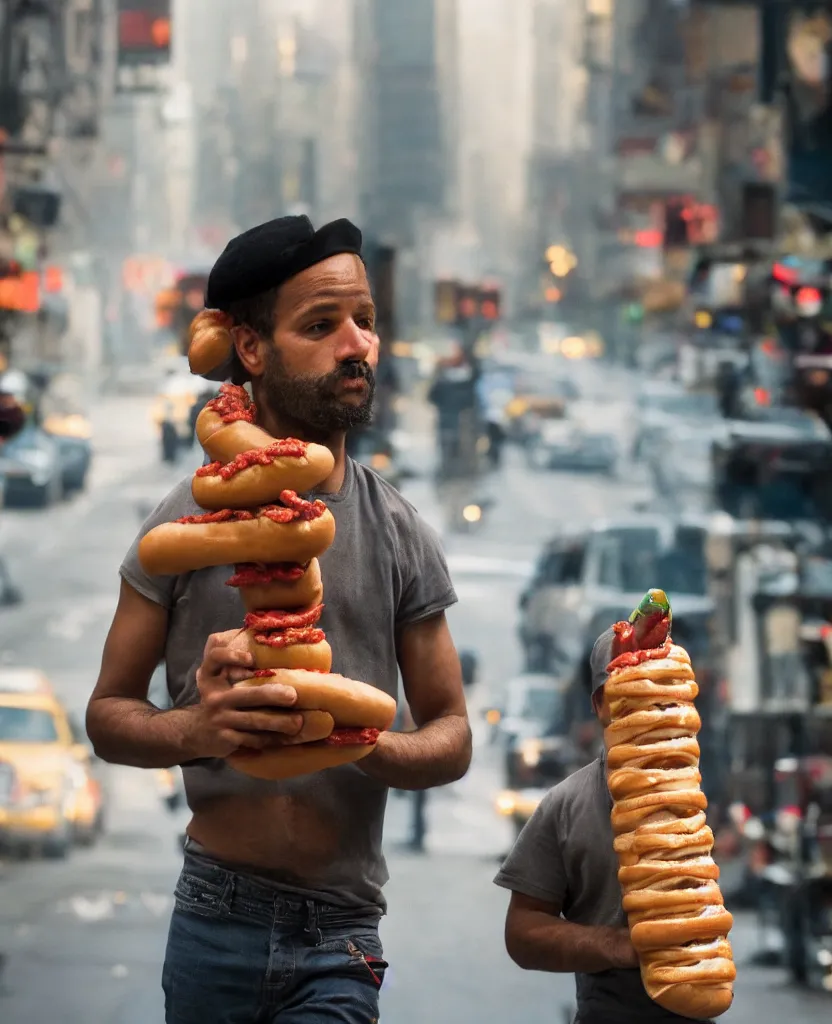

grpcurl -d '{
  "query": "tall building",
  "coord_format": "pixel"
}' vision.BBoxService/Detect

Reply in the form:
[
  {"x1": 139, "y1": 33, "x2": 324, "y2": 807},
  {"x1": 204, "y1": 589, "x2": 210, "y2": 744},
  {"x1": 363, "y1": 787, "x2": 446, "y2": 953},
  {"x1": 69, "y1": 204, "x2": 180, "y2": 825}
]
[
  {"x1": 456, "y1": 0, "x2": 534, "y2": 295},
  {"x1": 354, "y1": 0, "x2": 460, "y2": 331},
  {"x1": 356, "y1": 0, "x2": 457, "y2": 244},
  {"x1": 520, "y1": 0, "x2": 591, "y2": 320}
]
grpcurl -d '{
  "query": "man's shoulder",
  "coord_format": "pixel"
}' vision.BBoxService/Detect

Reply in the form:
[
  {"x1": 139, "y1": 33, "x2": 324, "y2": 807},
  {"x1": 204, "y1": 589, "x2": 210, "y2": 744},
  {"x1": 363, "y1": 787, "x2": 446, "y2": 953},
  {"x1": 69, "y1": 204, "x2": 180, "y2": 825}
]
[
  {"x1": 540, "y1": 759, "x2": 603, "y2": 816},
  {"x1": 350, "y1": 460, "x2": 429, "y2": 531},
  {"x1": 141, "y1": 476, "x2": 199, "y2": 527}
]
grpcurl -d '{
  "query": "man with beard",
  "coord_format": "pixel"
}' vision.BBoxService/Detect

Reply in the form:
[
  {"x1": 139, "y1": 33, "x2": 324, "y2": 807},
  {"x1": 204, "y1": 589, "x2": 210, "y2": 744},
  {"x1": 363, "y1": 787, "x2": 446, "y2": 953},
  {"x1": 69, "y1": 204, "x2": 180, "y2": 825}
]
[{"x1": 86, "y1": 217, "x2": 471, "y2": 1024}]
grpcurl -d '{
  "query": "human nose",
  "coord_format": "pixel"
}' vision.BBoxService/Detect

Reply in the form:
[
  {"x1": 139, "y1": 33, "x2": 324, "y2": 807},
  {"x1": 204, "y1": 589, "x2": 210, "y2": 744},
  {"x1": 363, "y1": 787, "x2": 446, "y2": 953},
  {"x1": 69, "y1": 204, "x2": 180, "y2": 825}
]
[{"x1": 334, "y1": 318, "x2": 374, "y2": 363}]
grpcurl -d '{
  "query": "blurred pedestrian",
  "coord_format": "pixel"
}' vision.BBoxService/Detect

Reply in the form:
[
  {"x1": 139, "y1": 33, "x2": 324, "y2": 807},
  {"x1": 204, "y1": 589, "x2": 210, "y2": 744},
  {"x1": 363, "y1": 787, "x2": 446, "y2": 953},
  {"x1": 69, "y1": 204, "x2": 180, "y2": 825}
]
[
  {"x1": 87, "y1": 216, "x2": 471, "y2": 1024},
  {"x1": 494, "y1": 627, "x2": 714, "y2": 1024},
  {"x1": 0, "y1": 391, "x2": 25, "y2": 441},
  {"x1": 428, "y1": 346, "x2": 477, "y2": 478}
]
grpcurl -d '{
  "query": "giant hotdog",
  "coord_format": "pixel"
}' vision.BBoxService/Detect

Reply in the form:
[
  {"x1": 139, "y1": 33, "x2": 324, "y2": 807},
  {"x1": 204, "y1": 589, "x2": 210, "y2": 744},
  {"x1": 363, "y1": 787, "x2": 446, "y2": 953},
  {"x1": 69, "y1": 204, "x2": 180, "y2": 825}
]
[
  {"x1": 187, "y1": 309, "x2": 235, "y2": 376},
  {"x1": 602, "y1": 591, "x2": 735, "y2": 1020},
  {"x1": 138, "y1": 495, "x2": 335, "y2": 575},
  {"x1": 226, "y1": 668, "x2": 397, "y2": 780},
  {"x1": 192, "y1": 440, "x2": 334, "y2": 510},
  {"x1": 139, "y1": 345, "x2": 395, "y2": 782},
  {"x1": 226, "y1": 559, "x2": 323, "y2": 612},
  {"x1": 195, "y1": 383, "x2": 279, "y2": 464},
  {"x1": 234, "y1": 606, "x2": 333, "y2": 673}
]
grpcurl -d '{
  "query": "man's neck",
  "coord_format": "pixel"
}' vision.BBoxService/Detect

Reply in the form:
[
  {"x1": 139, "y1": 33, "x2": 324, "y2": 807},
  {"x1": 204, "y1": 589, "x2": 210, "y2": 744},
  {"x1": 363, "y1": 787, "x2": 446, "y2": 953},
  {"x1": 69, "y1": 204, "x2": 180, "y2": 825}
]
[{"x1": 254, "y1": 404, "x2": 347, "y2": 494}]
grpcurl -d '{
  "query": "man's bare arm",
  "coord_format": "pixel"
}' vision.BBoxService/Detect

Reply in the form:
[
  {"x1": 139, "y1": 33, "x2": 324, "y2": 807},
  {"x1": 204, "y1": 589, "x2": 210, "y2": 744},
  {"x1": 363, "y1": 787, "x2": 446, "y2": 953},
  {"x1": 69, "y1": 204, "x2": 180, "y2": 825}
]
[
  {"x1": 357, "y1": 612, "x2": 471, "y2": 790},
  {"x1": 85, "y1": 581, "x2": 202, "y2": 768},
  {"x1": 505, "y1": 892, "x2": 638, "y2": 975},
  {"x1": 87, "y1": 582, "x2": 304, "y2": 769}
]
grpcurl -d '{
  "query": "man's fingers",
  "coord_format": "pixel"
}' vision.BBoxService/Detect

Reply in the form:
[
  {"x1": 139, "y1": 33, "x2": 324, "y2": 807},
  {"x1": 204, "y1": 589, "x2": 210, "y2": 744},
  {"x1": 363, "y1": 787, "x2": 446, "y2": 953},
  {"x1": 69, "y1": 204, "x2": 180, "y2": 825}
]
[
  {"x1": 221, "y1": 730, "x2": 277, "y2": 751},
  {"x1": 199, "y1": 646, "x2": 254, "y2": 681},
  {"x1": 226, "y1": 682, "x2": 299, "y2": 709},
  {"x1": 227, "y1": 710, "x2": 304, "y2": 736}
]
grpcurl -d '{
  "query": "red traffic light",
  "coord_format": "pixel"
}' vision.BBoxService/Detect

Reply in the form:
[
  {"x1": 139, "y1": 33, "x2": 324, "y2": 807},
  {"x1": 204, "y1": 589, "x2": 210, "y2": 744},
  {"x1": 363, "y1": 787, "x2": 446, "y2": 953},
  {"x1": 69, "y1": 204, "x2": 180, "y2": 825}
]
[
  {"x1": 0, "y1": 259, "x2": 22, "y2": 278},
  {"x1": 479, "y1": 288, "x2": 501, "y2": 320}
]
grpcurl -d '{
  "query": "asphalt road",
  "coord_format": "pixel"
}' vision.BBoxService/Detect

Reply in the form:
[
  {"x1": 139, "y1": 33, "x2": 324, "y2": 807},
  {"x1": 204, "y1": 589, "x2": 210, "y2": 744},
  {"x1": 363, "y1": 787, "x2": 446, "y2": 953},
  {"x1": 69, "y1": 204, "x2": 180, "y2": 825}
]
[{"x1": 0, "y1": 383, "x2": 829, "y2": 1022}]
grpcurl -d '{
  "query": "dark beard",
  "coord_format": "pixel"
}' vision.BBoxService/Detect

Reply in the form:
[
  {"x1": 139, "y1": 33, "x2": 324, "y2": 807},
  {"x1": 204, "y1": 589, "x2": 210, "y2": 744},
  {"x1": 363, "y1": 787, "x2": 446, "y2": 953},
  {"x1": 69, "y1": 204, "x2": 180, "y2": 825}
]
[{"x1": 260, "y1": 347, "x2": 376, "y2": 433}]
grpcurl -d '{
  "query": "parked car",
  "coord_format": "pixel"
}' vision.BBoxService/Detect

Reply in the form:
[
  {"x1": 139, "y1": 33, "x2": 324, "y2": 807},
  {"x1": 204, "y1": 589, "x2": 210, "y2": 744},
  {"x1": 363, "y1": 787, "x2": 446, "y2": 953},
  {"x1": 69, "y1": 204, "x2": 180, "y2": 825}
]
[
  {"x1": 632, "y1": 381, "x2": 722, "y2": 462},
  {"x1": 152, "y1": 370, "x2": 213, "y2": 463},
  {"x1": 505, "y1": 375, "x2": 581, "y2": 447},
  {"x1": 0, "y1": 671, "x2": 105, "y2": 857},
  {"x1": 518, "y1": 516, "x2": 713, "y2": 676},
  {"x1": 526, "y1": 416, "x2": 617, "y2": 475},
  {"x1": 0, "y1": 423, "x2": 64, "y2": 506},
  {"x1": 486, "y1": 674, "x2": 565, "y2": 753},
  {"x1": 42, "y1": 411, "x2": 93, "y2": 493}
]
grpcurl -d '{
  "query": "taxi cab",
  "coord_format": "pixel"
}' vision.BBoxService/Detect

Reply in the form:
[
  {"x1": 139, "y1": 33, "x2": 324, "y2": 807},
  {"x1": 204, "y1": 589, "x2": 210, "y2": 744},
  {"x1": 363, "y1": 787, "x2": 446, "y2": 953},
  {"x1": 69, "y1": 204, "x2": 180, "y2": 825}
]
[{"x1": 0, "y1": 669, "x2": 105, "y2": 857}]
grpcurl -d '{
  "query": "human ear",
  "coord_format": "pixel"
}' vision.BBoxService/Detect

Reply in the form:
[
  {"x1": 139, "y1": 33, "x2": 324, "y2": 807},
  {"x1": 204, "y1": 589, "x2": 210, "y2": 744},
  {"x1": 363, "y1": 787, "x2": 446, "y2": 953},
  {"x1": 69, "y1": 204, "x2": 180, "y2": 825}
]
[{"x1": 233, "y1": 325, "x2": 268, "y2": 377}]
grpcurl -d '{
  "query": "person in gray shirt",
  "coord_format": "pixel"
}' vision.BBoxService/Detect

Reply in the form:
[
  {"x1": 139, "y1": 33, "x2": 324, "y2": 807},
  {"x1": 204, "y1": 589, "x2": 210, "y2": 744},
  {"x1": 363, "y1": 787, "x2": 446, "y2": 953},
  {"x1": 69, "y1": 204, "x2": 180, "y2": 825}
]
[
  {"x1": 86, "y1": 216, "x2": 472, "y2": 1024},
  {"x1": 494, "y1": 627, "x2": 713, "y2": 1024}
]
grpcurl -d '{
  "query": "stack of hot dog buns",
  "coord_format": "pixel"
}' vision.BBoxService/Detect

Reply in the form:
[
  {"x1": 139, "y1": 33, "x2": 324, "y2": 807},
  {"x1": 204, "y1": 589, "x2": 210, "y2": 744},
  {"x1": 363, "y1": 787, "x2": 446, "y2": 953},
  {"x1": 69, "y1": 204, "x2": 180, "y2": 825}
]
[
  {"x1": 138, "y1": 381, "x2": 396, "y2": 780},
  {"x1": 603, "y1": 614, "x2": 736, "y2": 1020}
]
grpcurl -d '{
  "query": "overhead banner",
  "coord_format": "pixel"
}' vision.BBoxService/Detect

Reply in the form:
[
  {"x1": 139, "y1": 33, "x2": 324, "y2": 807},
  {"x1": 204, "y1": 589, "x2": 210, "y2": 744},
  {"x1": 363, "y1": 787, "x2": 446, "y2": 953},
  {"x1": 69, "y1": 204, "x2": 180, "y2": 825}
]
[{"x1": 116, "y1": 0, "x2": 172, "y2": 94}]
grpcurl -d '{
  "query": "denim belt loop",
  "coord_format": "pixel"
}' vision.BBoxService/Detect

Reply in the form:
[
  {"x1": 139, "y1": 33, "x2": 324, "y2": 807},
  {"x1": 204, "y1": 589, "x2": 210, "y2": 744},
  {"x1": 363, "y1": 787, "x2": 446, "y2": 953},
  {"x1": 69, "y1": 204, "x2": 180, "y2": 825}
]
[{"x1": 304, "y1": 899, "x2": 322, "y2": 943}]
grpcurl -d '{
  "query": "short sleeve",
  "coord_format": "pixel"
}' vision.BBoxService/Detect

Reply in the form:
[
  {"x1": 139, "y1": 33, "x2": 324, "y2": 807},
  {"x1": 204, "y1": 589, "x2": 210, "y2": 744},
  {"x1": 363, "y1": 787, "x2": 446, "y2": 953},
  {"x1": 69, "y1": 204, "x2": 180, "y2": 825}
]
[
  {"x1": 395, "y1": 514, "x2": 457, "y2": 628},
  {"x1": 119, "y1": 479, "x2": 193, "y2": 609},
  {"x1": 493, "y1": 788, "x2": 568, "y2": 907}
]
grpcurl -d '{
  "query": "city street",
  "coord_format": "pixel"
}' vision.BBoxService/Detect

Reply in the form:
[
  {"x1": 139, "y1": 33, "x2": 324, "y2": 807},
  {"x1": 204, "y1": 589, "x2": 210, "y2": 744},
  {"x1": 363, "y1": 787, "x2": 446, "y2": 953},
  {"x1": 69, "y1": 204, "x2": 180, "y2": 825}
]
[{"x1": 0, "y1": 387, "x2": 827, "y2": 1023}]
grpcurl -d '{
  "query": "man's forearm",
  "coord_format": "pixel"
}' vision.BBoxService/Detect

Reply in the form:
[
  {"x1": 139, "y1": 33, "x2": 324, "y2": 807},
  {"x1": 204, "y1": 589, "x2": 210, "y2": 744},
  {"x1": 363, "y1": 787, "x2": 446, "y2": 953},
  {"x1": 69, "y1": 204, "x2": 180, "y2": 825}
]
[
  {"x1": 359, "y1": 714, "x2": 472, "y2": 789},
  {"x1": 87, "y1": 697, "x2": 200, "y2": 769},
  {"x1": 509, "y1": 911, "x2": 634, "y2": 974}
]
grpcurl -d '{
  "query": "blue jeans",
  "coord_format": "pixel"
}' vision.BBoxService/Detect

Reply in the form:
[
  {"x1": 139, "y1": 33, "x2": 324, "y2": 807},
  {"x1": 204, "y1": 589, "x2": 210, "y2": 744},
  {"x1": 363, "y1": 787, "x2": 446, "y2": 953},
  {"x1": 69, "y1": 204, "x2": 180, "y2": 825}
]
[{"x1": 163, "y1": 852, "x2": 388, "y2": 1023}]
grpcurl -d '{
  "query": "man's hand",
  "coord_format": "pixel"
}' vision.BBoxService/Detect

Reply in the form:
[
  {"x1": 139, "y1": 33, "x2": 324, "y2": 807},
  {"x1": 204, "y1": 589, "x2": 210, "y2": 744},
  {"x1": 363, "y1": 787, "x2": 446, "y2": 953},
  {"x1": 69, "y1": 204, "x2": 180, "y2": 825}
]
[{"x1": 189, "y1": 631, "x2": 303, "y2": 759}]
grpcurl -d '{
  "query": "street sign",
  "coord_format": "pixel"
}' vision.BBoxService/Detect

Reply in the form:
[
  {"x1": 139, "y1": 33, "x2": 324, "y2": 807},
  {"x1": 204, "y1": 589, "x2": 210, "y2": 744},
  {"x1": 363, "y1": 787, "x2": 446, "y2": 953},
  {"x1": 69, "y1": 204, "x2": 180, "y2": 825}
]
[{"x1": 116, "y1": 1, "x2": 173, "y2": 95}]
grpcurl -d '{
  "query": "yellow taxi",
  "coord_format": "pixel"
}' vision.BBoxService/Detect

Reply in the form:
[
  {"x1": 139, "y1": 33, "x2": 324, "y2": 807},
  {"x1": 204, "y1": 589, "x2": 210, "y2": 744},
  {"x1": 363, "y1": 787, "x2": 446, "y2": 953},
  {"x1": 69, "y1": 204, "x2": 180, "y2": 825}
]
[
  {"x1": 0, "y1": 669, "x2": 105, "y2": 858},
  {"x1": 495, "y1": 787, "x2": 548, "y2": 839}
]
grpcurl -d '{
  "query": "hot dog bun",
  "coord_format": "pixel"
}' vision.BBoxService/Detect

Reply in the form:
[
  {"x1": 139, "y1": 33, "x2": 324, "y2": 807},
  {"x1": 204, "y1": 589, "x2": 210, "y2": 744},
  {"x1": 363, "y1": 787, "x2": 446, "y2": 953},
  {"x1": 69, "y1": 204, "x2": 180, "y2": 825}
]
[
  {"x1": 234, "y1": 669, "x2": 397, "y2": 730},
  {"x1": 138, "y1": 509, "x2": 336, "y2": 575},
  {"x1": 264, "y1": 709, "x2": 334, "y2": 745},
  {"x1": 232, "y1": 559, "x2": 324, "y2": 612},
  {"x1": 226, "y1": 742, "x2": 376, "y2": 780},
  {"x1": 188, "y1": 310, "x2": 234, "y2": 375},
  {"x1": 604, "y1": 642, "x2": 736, "y2": 1019},
  {"x1": 196, "y1": 411, "x2": 276, "y2": 465},
  {"x1": 226, "y1": 670, "x2": 397, "y2": 781},
  {"x1": 192, "y1": 444, "x2": 334, "y2": 510},
  {"x1": 238, "y1": 633, "x2": 334, "y2": 673}
]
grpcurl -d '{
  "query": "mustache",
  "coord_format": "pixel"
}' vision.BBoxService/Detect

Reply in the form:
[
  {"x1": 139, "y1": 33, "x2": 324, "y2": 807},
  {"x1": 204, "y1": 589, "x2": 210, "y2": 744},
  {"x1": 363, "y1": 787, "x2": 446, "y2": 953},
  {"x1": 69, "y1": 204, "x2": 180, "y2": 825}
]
[{"x1": 333, "y1": 362, "x2": 375, "y2": 384}]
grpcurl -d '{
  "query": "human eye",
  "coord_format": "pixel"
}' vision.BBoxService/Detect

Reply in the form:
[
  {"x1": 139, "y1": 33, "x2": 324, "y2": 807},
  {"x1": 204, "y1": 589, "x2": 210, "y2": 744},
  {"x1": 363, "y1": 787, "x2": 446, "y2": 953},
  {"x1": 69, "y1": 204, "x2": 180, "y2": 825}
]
[{"x1": 305, "y1": 320, "x2": 332, "y2": 337}]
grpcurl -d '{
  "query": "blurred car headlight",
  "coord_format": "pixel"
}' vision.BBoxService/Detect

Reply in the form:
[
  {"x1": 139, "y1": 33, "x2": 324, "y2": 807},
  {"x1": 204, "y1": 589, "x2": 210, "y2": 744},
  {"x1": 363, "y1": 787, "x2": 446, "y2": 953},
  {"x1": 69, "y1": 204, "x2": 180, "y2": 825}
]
[
  {"x1": 495, "y1": 791, "x2": 517, "y2": 816},
  {"x1": 505, "y1": 398, "x2": 528, "y2": 420},
  {"x1": 369, "y1": 453, "x2": 392, "y2": 471},
  {"x1": 520, "y1": 740, "x2": 542, "y2": 768}
]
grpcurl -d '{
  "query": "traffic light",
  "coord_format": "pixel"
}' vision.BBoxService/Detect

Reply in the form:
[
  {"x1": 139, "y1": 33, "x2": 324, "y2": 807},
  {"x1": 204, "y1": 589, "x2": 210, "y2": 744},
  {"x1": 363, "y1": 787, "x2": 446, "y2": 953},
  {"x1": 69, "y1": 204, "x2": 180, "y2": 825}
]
[
  {"x1": 117, "y1": 1, "x2": 173, "y2": 93},
  {"x1": 434, "y1": 280, "x2": 502, "y2": 326},
  {"x1": 479, "y1": 286, "x2": 501, "y2": 321},
  {"x1": 0, "y1": 259, "x2": 22, "y2": 279},
  {"x1": 118, "y1": 1, "x2": 172, "y2": 59}
]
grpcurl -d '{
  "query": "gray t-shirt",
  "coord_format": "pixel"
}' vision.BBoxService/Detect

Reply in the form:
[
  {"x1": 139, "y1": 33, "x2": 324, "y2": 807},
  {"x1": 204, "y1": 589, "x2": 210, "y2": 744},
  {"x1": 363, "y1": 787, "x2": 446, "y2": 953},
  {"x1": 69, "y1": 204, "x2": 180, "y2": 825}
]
[
  {"x1": 120, "y1": 456, "x2": 457, "y2": 913},
  {"x1": 494, "y1": 759, "x2": 712, "y2": 1024}
]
